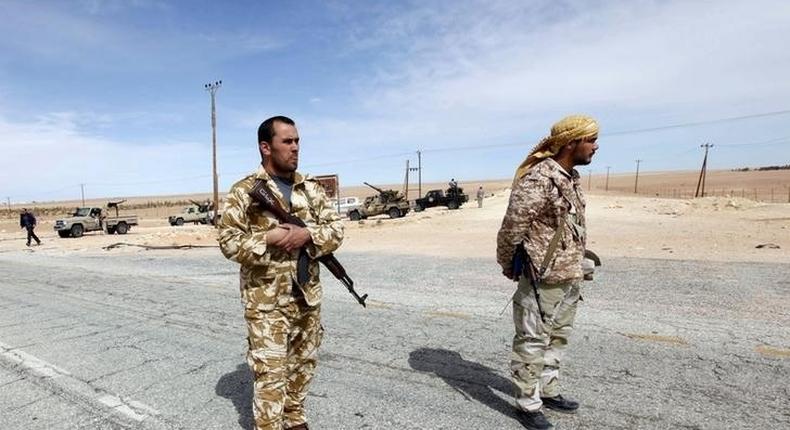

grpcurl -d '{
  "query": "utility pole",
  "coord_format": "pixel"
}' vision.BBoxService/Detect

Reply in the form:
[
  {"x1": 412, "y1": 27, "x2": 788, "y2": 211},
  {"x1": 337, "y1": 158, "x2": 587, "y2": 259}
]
[
  {"x1": 406, "y1": 159, "x2": 419, "y2": 200},
  {"x1": 634, "y1": 160, "x2": 642, "y2": 194},
  {"x1": 605, "y1": 166, "x2": 611, "y2": 191},
  {"x1": 5, "y1": 196, "x2": 10, "y2": 218},
  {"x1": 205, "y1": 80, "x2": 222, "y2": 226},
  {"x1": 80, "y1": 183, "x2": 85, "y2": 206},
  {"x1": 404, "y1": 160, "x2": 410, "y2": 199},
  {"x1": 694, "y1": 143, "x2": 714, "y2": 198},
  {"x1": 417, "y1": 150, "x2": 422, "y2": 198}
]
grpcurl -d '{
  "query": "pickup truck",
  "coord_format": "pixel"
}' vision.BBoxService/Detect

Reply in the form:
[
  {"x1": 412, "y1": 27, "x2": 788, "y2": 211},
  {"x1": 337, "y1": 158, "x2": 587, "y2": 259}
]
[
  {"x1": 414, "y1": 186, "x2": 469, "y2": 211},
  {"x1": 54, "y1": 205, "x2": 138, "y2": 238},
  {"x1": 330, "y1": 196, "x2": 361, "y2": 217},
  {"x1": 168, "y1": 205, "x2": 210, "y2": 226},
  {"x1": 347, "y1": 183, "x2": 410, "y2": 221}
]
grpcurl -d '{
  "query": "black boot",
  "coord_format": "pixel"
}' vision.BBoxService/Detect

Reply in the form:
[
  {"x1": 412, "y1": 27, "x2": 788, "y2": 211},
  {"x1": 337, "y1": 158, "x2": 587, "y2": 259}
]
[
  {"x1": 516, "y1": 410, "x2": 553, "y2": 429},
  {"x1": 541, "y1": 394, "x2": 579, "y2": 413}
]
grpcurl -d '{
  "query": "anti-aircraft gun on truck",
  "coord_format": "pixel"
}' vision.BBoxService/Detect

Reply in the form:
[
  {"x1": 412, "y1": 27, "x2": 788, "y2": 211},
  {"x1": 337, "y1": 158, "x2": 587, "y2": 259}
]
[
  {"x1": 347, "y1": 182, "x2": 411, "y2": 221},
  {"x1": 54, "y1": 200, "x2": 138, "y2": 238}
]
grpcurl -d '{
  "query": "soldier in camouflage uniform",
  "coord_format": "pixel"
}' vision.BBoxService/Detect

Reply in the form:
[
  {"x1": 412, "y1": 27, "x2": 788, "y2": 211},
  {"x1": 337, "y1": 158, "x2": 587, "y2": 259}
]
[
  {"x1": 218, "y1": 116, "x2": 344, "y2": 430},
  {"x1": 496, "y1": 115, "x2": 599, "y2": 430}
]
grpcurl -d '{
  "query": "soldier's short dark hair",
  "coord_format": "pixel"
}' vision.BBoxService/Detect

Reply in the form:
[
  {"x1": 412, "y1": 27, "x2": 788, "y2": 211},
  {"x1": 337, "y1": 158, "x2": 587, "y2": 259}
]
[{"x1": 258, "y1": 116, "x2": 295, "y2": 144}]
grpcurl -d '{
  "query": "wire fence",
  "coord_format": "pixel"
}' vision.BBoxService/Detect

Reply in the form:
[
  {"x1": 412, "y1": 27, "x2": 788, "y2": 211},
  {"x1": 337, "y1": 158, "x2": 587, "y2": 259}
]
[{"x1": 592, "y1": 186, "x2": 790, "y2": 203}]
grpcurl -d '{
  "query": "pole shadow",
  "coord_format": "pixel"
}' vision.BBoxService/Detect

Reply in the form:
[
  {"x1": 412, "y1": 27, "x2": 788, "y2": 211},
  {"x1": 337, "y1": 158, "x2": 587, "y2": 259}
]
[
  {"x1": 408, "y1": 347, "x2": 518, "y2": 421},
  {"x1": 215, "y1": 362, "x2": 254, "y2": 430}
]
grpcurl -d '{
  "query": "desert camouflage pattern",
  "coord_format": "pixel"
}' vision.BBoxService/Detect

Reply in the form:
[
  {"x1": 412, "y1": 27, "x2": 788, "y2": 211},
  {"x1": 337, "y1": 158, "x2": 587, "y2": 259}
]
[
  {"x1": 511, "y1": 279, "x2": 581, "y2": 412},
  {"x1": 218, "y1": 165, "x2": 343, "y2": 430},
  {"x1": 245, "y1": 301, "x2": 323, "y2": 429},
  {"x1": 218, "y1": 165, "x2": 344, "y2": 309},
  {"x1": 497, "y1": 158, "x2": 586, "y2": 284}
]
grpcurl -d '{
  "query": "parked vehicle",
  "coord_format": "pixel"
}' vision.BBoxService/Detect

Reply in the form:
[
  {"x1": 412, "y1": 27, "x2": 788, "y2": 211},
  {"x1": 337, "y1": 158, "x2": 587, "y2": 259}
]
[
  {"x1": 347, "y1": 182, "x2": 410, "y2": 221},
  {"x1": 54, "y1": 201, "x2": 138, "y2": 238},
  {"x1": 414, "y1": 186, "x2": 469, "y2": 211},
  {"x1": 330, "y1": 196, "x2": 361, "y2": 217},
  {"x1": 168, "y1": 205, "x2": 210, "y2": 226}
]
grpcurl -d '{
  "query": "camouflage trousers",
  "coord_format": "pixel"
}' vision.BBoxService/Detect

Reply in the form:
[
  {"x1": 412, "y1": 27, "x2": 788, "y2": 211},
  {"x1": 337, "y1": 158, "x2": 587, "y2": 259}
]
[
  {"x1": 511, "y1": 278, "x2": 581, "y2": 412},
  {"x1": 244, "y1": 298, "x2": 323, "y2": 430}
]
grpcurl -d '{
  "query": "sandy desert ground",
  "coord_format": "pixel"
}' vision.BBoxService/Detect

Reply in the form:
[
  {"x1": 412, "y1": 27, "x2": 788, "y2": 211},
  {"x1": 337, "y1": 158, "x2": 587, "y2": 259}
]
[{"x1": 1, "y1": 170, "x2": 788, "y2": 264}]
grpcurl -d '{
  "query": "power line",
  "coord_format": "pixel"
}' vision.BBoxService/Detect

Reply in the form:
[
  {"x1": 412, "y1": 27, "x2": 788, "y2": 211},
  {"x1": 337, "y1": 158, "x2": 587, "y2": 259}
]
[
  {"x1": 605, "y1": 109, "x2": 790, "y2": 136},
  {"x1": 90, "y1": 174, "x2": 212, "y2": 187},
  {"x1": 716, "y1": 135, "x2": 790, "y2": 147}
]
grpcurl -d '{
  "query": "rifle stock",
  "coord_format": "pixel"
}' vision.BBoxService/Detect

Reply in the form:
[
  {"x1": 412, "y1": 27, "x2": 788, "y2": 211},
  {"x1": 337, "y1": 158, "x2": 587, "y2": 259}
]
[
  {"x1": 249, "y1": 180, "x2": 367, "y2": 307},
  {"x1": 511, "y1": 244, "x2": 545, "y2": 322}
]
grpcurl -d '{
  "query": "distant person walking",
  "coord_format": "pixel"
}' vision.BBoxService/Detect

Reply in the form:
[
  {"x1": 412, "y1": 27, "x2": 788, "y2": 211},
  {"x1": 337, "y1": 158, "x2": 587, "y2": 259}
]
[
  {"x1": 497, "y1": 115, "x2": 599, "y2": 429},
  {"x1": 476, "y1": 186, "x2": 485, "y2": 208},
  {"x1": 20, "y1": 208, "x2": 41, "y2": 246}
]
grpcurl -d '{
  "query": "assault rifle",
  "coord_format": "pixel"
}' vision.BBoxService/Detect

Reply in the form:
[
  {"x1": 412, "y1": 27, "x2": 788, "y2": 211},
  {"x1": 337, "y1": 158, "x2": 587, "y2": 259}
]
[
  {"x1": 511, "y1": 244, "x2": 545, "y2": 322},
  {"x1": 249, "y1": 179, "x2": 368, "y2": 307}
]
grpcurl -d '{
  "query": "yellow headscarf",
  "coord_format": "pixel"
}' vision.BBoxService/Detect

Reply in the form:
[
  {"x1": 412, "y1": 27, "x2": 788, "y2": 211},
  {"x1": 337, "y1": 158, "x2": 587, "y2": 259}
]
[{"x1": 512, "y1": 115, "x2": 599, "y2": 186}]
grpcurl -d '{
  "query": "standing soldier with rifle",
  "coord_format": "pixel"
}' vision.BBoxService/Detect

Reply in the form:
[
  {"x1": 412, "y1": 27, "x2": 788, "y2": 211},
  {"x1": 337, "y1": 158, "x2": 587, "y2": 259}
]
[
  {"x1": 496, "y1": 115, "x2": 599, "y2": 430},
  {"x1": 218, "y1": 115, "x2": 352, "y2": 430}
]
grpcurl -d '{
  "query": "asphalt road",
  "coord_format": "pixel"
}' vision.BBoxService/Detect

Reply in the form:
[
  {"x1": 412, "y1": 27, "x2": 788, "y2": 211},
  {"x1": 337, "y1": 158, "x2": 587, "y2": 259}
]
[{"x1": 1, "y1": 248, "x2": 788, "y2": 430}]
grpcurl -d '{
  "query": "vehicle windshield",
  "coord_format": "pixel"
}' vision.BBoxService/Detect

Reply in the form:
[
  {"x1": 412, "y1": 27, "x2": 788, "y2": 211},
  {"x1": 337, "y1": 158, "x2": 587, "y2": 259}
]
[{"x1": 73, "y1": 208, "x2": 91, "y2": 217}]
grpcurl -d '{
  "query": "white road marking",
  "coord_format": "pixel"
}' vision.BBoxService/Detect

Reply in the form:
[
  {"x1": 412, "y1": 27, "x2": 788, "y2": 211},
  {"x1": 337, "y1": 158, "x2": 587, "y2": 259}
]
[
  {"x1": 0, "y1": 341, "x2": 71, "y2": 378},
  {"x1": 0, "y1": 340, "x2": 164, "y2": 427}
]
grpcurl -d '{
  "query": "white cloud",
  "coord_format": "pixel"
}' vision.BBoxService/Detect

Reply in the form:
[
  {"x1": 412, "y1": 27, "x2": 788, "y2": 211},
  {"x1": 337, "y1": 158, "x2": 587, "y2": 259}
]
[
  {"x1": 288, "y1": 0, "x2": 790, "y2": 180},
  {"x1": 348, "y1": 0, "x2": 790, "y2": 118},
  {"x1": 0, "y1": 113, "x2": 211, "y2": 201},
  {"x1": 0, "y1": 1, "x2": 282, "y2": 72}
]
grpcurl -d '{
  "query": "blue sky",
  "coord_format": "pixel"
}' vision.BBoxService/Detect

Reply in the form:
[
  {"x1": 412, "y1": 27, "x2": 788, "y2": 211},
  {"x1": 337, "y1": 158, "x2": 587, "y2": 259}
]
[{"x1": 1, "y1": 0, "x2": 789, "y2": 202}]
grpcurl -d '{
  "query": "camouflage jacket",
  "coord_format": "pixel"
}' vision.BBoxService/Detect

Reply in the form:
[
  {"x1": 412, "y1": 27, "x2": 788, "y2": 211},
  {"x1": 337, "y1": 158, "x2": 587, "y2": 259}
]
[
  {"x1": 218, "y1": 165, "x2": 344, "y2": 310},
  {"x1": 496, "y1": 158, "x2": 587, "y2": 284}
]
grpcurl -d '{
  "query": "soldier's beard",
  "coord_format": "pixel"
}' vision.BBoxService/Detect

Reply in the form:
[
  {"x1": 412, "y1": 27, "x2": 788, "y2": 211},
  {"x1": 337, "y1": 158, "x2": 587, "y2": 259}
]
[{"x1": 265, "y1": 156, "x2": 298, "y2": 177}]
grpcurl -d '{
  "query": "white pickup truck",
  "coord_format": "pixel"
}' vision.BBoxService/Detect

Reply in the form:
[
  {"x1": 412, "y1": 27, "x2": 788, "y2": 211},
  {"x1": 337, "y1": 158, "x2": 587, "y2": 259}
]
[
  {"x1": 330, "y1": 196, "x2": 361, "y2": 217},
  {"x1": 168, "y1": 205, "x2": 210, "y2": 226},
  {"x1": 54, "y1": 205, "x2": 138, "y2": 238}
]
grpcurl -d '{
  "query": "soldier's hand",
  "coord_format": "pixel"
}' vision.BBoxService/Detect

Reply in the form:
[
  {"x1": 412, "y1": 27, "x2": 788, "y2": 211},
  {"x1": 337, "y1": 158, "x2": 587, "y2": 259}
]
[
  {"x1": 503, "y1": 268, "x2": 514, "y2": 280},
  {"x1": 265, "y1": 225, "x2": 290, "y2": 244},
  {"x1": 274, "y1": 224, "x2": 312, "y2": 252}
]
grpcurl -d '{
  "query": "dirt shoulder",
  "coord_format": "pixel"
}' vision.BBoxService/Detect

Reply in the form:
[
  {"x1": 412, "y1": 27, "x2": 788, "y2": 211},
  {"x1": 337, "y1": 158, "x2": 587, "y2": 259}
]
[{"x1": 1, "y1": 191, "x2": 787, "y2": 264}]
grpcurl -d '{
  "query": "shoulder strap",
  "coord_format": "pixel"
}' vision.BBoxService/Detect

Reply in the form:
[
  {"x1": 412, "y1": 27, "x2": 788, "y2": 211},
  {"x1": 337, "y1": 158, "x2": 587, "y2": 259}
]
[
  {"x1": 537, "y1": 176, "x2": 574, "y2": 278},
  {"x1": 538, "y1": 218, "x2": 566, "y2": 278}
]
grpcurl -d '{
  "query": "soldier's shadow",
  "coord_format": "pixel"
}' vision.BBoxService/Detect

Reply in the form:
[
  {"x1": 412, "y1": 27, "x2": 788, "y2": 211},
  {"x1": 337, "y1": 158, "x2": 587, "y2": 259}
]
[
  {"x1": 408, "y1": 347, "x2": 518, "y2": 420},
  {"x1": 215, "y1": 363, "x2": 254, "y2": 430}
]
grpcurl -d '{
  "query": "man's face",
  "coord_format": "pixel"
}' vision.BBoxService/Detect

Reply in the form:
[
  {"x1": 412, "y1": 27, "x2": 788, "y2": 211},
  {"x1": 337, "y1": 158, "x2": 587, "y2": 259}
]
[
  {"x1": 572, "y1": 135, "x2": 598, "y2": 166},
  {"x1": 260, "y1": 121, "x2": 300, "y2": 176}
]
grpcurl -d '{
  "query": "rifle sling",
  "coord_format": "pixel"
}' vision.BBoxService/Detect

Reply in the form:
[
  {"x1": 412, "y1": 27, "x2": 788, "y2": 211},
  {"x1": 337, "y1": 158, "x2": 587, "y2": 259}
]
[{"x1": 537, "y1": 217, "x2": 566, "y2": 279}]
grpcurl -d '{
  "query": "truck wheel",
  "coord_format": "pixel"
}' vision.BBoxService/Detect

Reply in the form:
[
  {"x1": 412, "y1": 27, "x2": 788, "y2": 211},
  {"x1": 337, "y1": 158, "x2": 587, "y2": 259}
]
[
  {"x1": 388, "y1": 207, "x2": 401, "y2": 219},
  {"x1": 175, "y1": 218, "x2": 184, "y2": 226},
  {"x1": 115, "y1": 222, "x2": 128, "y2": 235},
  {"x1": 414, "y1": 204, "x2": 424, "y2": 212},
  {"x1": 349, "y1": 211, "x2": 361, "y2": 221},
  {"x1": 70, "y1": 224, "x2": 84, "y2": 238},
  {"x1": 447, "y1": 200, "x2": 459, "y2": 210},
  {"x1": 58, "y1": 231, "x2": 70, "y2": 238}
]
